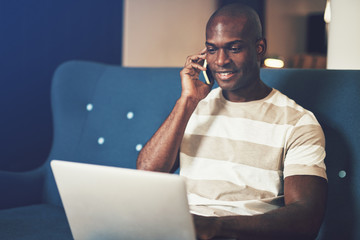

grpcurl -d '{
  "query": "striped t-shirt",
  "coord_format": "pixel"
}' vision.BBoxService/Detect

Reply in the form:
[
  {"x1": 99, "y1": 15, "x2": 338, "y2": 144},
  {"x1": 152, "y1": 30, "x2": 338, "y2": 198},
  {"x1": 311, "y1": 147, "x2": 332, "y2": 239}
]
[{"x1": 180, "y1": 87, "x2": 327, "y2": 217}]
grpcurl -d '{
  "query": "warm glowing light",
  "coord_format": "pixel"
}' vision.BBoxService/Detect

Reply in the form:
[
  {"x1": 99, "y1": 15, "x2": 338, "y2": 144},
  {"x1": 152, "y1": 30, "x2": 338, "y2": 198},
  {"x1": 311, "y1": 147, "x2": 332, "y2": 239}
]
[
  {"x1": 264, "y1": 58, "x2": 284, "y2": 68},
  {"x1": 324, "y1": 0, "x2": 331, "y2": 24}
]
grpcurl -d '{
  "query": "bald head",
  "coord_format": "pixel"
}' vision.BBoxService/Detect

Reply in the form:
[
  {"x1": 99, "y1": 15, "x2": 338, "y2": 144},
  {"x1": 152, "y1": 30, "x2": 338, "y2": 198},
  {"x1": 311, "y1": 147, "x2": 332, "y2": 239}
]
[{"x1": 206, "y1": 3, "x2": 263, "y2": 41}]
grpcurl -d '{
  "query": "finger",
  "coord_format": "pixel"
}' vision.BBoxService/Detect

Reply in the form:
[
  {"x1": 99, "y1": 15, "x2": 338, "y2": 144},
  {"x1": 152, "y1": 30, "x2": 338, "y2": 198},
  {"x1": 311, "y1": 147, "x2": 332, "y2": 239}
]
[
  {"x1": 188, "y1": 62, "x2": 206, "y2": 72},
  {"x1": 199, "y1": 47, "x2": 207, "y2": 55},
  {"x1": 186, "y1": 53, "x2": 206, "y2": 64},
  {"x1": 185, "y1": 58, "x2": 206, "y2": 71},
  {"x1": 187, "y1": 56, "x2": 205, "y2": 65}
]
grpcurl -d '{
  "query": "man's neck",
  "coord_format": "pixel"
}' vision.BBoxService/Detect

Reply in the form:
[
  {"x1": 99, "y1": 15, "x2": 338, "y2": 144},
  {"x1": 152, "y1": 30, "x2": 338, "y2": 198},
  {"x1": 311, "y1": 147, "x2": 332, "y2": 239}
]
[{"x1": 222, "y1": 79, "x2": 272, "y2": 102}]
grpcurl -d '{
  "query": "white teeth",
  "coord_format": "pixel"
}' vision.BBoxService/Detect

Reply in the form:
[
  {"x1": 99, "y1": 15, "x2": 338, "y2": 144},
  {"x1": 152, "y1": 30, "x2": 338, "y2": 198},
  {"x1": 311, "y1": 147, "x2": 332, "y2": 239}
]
[{"x1": 219, "y1": 72, "x2": 232, "y2": 76}]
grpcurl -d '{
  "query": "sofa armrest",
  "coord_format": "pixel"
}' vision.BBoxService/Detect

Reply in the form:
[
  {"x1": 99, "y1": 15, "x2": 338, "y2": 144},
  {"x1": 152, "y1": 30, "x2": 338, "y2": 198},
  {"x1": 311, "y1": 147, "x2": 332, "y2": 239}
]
[{"x1": 0, "y1": 168, "x2": 45, "y2": 209}]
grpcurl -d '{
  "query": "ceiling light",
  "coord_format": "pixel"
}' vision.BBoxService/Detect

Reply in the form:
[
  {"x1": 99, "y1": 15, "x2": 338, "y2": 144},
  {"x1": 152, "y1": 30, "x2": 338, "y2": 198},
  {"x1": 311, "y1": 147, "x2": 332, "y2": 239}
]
[{"x1": 264, "y1": 58, "x2": 284, "y2": 68}]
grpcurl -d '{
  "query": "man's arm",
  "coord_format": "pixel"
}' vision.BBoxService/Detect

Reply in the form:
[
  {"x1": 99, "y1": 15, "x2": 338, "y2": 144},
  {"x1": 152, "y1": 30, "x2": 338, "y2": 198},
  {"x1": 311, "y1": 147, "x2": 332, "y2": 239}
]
[
  {"x1": 136, "y1": 97, "x2": 197, "y2": 172},
  {"x1": 137, "y1": 50, "x2": 213, "y2": 172},
  {"x1": 194, "y1": 175, "x2": 328, "y2": 240}
]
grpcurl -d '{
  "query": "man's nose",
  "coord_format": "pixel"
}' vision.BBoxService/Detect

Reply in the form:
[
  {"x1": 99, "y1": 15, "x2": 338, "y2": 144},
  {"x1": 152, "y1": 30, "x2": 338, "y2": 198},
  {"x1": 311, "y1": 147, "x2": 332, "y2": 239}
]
[{"x1": 215, "y1": 49, "x2": 231, "y2": 66}]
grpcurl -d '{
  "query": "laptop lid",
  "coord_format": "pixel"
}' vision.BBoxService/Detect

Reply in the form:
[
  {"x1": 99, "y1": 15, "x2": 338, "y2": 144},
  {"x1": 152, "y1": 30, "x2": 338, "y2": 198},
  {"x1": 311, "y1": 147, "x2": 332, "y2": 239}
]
[{"x1": 51, "y1": 160, "x2": 196, "y2": 240}]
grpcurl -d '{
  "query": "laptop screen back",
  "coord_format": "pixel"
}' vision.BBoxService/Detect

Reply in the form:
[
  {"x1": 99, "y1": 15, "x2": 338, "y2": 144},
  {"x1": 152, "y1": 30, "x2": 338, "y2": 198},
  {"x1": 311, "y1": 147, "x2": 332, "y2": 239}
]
[{"x1": 51, "y1": 160, "x2": 196, "y2": 240}]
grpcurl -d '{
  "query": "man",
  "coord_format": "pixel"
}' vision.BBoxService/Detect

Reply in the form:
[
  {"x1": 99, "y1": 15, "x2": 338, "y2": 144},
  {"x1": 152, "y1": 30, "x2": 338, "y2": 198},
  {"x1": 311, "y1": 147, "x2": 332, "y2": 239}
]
[{"x1": 137, "y1": 3, "x2": 327, "y2": 240}]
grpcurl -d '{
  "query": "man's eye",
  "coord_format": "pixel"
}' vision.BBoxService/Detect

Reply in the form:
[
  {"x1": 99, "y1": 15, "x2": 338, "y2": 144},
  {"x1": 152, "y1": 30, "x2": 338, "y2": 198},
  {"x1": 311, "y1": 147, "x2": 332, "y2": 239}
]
[
  {"x1": 230, "y1": 47, "x2": 243, "y2": 53},
  {"x1": 207, "y1": 48, "x2": 216, "y2": 54}
]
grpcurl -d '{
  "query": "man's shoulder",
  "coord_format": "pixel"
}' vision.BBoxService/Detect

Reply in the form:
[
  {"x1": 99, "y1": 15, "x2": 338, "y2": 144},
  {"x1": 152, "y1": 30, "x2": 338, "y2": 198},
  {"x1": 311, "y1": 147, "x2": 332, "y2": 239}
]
[
  {"x1": 269, "y1": 89, "x2": 317, "y2": 114},
  {"x1": 266, "y1": 89, "x2": 321, "y2": 126},
  {"x1": 267, "y1": 89, "x2": 305, "y2": 111}
]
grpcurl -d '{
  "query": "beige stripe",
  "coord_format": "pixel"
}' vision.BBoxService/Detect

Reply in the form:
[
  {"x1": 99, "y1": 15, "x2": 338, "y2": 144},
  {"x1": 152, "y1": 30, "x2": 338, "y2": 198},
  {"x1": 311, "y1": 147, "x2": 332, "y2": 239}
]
[
  {"x1": 296, "y1": 111, "x2": 320, "y2": 126},
  {"x1": 196, "y1": 98, "x2": 304, "y2": 126},
  {"x1": 284, "y1": 164, "x2": 327, "y2": 180},
  {"x1": 181, "y1": 134, "x2": 284, "y2": 170},
  {"x1": 185, "y1": 178, "x2": 277, "y2": 202},
  {"x1": 287, "y1": 124, "x2": 325, "y2": 149},
  {"x1": 264, "y1": 90, "x2": 303, "y2": 110}
]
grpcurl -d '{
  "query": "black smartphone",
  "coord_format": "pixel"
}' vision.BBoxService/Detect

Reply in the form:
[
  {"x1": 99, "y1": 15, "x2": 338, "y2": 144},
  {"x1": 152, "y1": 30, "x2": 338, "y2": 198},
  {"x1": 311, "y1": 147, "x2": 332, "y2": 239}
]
[{"x1": 202, "y1": 60, "x2": 213, "y2": 85}]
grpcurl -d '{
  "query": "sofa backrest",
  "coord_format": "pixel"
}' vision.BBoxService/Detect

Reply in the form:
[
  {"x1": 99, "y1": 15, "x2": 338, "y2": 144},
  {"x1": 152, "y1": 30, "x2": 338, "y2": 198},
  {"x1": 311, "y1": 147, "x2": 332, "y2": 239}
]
[
  {"x1": 43, "y1": 61, "x2": 183, "y2": 206},
  {"x1": 43, "y1": 61, "x2": 360, "y2": 239}
]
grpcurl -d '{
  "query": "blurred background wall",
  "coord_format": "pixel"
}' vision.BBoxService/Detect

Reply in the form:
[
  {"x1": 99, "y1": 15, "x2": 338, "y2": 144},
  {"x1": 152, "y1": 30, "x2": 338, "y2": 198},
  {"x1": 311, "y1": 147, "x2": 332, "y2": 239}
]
[
  {"x1": 0, "y1": 0, "x2": 123, "y2": 171},
  {"x1": 123, "y1": 0, "x2": 327, "y2": 68},
  {"x1": 265, "y1": 0, "x2": 326, "y2": 68},
  {"x1": 123, "y1": 0, "x2": 265, "y2": 67},
  {"x1": 122, "y1": 0, "x2": 217, "y2": 67},
  {"x1": 327, "y1": 0, "x2": 360, "y2": 69}
]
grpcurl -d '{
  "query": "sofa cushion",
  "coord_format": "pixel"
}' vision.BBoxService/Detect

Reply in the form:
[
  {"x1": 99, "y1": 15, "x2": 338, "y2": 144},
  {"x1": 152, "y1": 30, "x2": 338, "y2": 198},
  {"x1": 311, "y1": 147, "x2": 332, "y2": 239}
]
[{"x1": 0, "y1": 204, "x2": 72, "y2": 240}]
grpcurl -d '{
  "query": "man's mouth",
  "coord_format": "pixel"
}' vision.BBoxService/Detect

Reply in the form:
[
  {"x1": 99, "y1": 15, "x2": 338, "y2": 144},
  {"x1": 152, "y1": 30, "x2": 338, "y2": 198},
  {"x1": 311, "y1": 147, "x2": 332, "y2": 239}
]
[{"x1": 215, "y1": 71, "x2": 236, "y2": 81}]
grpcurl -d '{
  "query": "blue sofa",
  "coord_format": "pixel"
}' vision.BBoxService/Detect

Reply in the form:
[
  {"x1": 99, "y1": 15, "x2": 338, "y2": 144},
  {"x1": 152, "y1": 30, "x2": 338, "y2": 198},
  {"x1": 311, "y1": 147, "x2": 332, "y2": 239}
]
[{"x1": 0, "y1": 61, "x2": 359, "y2": 239}]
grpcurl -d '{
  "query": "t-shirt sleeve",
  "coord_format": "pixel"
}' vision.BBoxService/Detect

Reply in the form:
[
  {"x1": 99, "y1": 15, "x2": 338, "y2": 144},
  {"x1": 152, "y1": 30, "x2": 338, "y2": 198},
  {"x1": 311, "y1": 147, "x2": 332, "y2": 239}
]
[{"x1": 283, "y1": 111, "x2": 327, "y2": 180}]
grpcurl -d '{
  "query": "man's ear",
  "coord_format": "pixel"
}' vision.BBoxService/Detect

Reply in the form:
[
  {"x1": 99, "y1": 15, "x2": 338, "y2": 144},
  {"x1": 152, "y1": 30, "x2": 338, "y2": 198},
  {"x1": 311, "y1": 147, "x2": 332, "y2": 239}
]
[{"x1": 256, "y1": 38, "x2": 267, "y2": 59}]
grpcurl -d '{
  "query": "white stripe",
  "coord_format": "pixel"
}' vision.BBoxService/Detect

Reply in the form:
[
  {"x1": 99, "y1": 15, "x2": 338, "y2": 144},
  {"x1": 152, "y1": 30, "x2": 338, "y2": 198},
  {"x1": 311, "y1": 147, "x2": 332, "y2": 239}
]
[
  {"x1": 285, "y1": 145, "x2": 326, "y2": 168},
  {"x1": 205, "y1": 87, "x2": 222, "y2": 100},
  {"x1": 180, "y1": 153, "x2": 283, "y2": 195},
  {"x1": 188, "y1": 193, "x2": 280, "y2": 216},
  {"x1": 185, "y1": 114, "x2": 293, "y2": 148}
]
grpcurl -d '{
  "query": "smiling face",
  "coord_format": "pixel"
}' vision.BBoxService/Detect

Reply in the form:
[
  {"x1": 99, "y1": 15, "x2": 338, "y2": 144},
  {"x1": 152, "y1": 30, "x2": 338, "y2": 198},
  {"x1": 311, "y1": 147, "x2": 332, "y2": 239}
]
[{"x1": 205, "y1": 14, "x2": 266, "y2": 101}]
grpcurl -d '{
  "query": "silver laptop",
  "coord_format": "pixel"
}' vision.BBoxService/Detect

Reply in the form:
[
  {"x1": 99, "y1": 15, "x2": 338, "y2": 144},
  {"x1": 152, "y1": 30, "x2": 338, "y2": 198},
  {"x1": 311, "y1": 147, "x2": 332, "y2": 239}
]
[{"x1": 51, "y1": 160, "x2": 196, "y2": 240}]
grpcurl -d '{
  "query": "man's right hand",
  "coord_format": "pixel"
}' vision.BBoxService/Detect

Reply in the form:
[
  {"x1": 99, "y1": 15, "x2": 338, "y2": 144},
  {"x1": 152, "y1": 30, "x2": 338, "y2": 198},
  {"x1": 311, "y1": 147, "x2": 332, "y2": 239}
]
[{"x1": 180, "y1": 49, "x2": 214, "y2": 104}]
